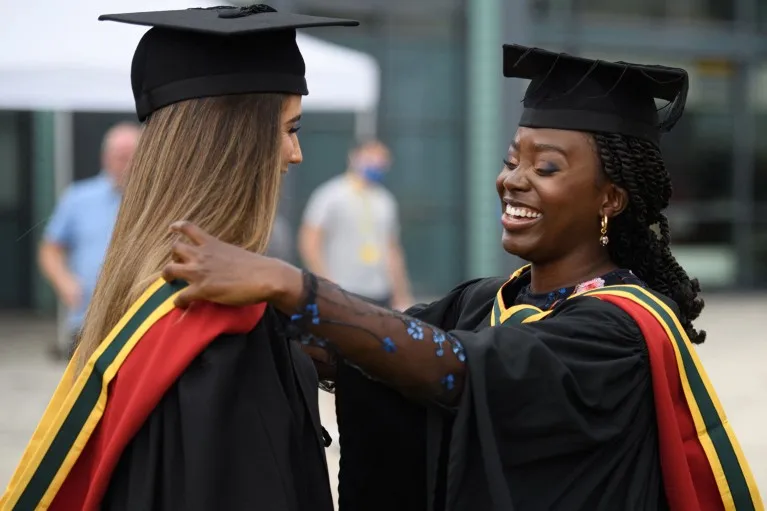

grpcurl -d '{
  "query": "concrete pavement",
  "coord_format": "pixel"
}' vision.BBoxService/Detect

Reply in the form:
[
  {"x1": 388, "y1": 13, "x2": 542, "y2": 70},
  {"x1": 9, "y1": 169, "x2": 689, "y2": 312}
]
[{"x1": 1, "y1": 295, "x2": 765, "y2": 505}]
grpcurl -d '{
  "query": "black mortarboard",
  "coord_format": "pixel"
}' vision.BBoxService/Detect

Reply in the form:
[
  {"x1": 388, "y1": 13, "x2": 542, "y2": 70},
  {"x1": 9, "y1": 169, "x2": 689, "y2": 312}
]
[
  {"x1": 503, "y1": 44, "x2": 689, "y2": 144},
  {"x1": 99, "y1": 4, "x2": 359, "y2": 121}
]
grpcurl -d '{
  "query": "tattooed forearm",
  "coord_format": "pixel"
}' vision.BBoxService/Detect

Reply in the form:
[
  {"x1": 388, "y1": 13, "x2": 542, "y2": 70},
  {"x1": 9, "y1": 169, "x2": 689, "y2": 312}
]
[{"x1": 288, "y1": 272, "x2": 466, "y2": 404}]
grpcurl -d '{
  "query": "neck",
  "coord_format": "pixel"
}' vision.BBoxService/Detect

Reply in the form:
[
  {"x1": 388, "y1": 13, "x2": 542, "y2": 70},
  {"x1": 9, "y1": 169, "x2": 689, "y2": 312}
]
[
  {"x1": 346, "y1": 171, "x2": 369, "y2": 189},
  {"x1": 528, "y1": 248, "x2": 616, "y2": 294},
  {"x1": 103, "y1": 170, "x2": 120, "y2": 188}
]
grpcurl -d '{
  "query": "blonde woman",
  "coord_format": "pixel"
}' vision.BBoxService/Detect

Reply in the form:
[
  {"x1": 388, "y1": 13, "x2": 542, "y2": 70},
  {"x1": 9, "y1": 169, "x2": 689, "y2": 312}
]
[{"x1": 1, "y1": 6, "x2": 357, "y2": 511}]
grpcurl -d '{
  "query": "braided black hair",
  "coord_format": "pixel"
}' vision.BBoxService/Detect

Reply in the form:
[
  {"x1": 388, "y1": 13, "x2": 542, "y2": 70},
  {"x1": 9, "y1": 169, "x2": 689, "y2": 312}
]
[{"x1": 593, "y1": 133, "x2": 707, "y2": 344}]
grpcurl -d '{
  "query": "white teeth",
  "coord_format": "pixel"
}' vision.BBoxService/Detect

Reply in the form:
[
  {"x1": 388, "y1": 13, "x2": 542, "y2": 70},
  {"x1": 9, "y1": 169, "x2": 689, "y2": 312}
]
[{"x1": 505, "y1": 205, "x2": 541, "y2": 218}]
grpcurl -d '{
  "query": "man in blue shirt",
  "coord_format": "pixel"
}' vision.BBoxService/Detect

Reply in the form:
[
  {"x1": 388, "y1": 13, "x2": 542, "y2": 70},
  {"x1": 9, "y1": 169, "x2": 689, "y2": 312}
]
[{"x1": 39, "y1": 122, "x2": 141, "y2": 359}]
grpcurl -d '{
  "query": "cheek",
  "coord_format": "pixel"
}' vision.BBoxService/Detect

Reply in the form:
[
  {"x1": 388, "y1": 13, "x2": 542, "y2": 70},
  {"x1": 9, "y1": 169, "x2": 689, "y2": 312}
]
[
  {"x1": 537, "y1": 176, "x2": 598, "y2": 225},
  {"x1": 536, "y1": 180, "x2": 574, "y2": 208},
  {"x1": 280, "y1": 134, "x2": 293, "y2": 161}
]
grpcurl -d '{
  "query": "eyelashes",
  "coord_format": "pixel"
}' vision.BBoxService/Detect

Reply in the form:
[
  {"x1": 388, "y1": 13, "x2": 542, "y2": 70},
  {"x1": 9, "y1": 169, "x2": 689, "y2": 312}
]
[
  {"x1": 537, "y1": 164, "x2": 560, "y2": 174},
  {"x1": 503, "y1": 159, "x2": 560, "y2": 174}
]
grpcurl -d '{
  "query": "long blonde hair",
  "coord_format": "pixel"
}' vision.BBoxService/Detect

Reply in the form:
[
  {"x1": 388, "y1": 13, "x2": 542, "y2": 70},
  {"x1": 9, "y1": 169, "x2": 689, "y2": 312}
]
[{"x1": 75, "y1": 93, "x2": 286, "y2": 373}]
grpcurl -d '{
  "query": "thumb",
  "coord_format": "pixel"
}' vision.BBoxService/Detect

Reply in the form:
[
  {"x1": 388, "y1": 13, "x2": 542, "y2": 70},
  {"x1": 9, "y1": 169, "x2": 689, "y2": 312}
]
[{"x1": 174, "y1": 287, "x2": 197, "y2": 309}]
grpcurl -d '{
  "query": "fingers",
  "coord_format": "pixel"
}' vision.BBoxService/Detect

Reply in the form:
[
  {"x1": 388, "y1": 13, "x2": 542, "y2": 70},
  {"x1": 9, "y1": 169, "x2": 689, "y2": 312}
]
[
  {"x1": 170, "y1": 240, "x2": 197, "y2": 263},
  {"x1": 162, "y1": 262, "x2": 193, "y2": 283},
  {"x1": 161, "y1": 264, "x2": 199, "y2": 309},
  {"x1": 174, "y1": 289, "x2": 195, "y2": 309},
  {"x1": 170, "y1": 221, "x2": 211, "y2": 246}
]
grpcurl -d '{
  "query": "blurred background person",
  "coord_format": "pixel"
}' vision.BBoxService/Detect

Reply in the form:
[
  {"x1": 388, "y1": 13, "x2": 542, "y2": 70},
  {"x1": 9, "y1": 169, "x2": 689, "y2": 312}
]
[
  {"x1": 37, "y1": 122, "x2": 141, "y2": 359},
  {"x1": 299, "y1": 140, "x2": 413, "y2": 310}
]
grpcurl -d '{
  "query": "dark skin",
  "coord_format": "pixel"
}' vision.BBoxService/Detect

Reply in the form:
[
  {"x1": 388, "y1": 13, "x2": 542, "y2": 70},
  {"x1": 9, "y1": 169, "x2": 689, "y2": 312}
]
[
  {"x1": 501, "y1": 127, "x2": 628, "y2": 292},
  {"x1": 161, "y1": 127, "x2": 629, "y2": 400}
]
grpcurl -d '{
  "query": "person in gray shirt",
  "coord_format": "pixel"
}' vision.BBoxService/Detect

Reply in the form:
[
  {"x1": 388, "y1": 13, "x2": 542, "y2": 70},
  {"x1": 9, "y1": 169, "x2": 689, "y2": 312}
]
[{"x1": 298, "y1": 140, "x2": 413, "y2": 310}]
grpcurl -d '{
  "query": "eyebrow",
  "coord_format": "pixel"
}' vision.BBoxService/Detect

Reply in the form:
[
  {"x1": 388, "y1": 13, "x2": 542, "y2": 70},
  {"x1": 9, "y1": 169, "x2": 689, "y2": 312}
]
[
  {"x1": 510, "y1": 140, "x2": 568, "y2": 157},
  {"x1": 286, "y1": 114, "x2": 302, "y2": 124}
]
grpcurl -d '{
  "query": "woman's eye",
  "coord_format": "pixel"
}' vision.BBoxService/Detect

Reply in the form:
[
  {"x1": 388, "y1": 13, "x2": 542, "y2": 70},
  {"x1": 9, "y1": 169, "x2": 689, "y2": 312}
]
[
  {"x1": 536, "y1": 163, "x2": 560, "y2": 174},
  {"x1": 503, "y1": 159, "x2": 518, "y2": 170}
]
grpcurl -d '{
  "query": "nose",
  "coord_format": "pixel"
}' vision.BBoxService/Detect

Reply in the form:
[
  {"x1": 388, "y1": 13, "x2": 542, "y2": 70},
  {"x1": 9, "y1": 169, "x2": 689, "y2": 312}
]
[
  {"x1": 500, "y1": 165, "x2": 531, "y2": 194},
  {"x1": 289, "y1": 137, "x2": 303, "y2": 165}
]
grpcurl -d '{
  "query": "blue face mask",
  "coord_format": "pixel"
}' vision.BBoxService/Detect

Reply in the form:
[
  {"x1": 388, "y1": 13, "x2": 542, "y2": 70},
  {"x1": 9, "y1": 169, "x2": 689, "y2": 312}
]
[{"x1": 361, "y1": 166, "x2": 387, "y2": 183}]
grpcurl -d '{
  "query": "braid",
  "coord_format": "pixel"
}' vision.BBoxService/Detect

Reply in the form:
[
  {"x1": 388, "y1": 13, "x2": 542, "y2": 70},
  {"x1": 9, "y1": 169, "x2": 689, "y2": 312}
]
[{"x1": 593, "y1": 133, "x2": 707, "y2": 344}]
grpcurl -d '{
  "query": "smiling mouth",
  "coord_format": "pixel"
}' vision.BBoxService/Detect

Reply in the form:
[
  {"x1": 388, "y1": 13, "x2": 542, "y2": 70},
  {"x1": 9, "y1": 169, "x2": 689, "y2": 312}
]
[
  {"x1": 501, "y1": 204, "x2": 542, "y2": 231},
  {"x1": 505, "y1": 204, "x2": 542, "y2": 219}
]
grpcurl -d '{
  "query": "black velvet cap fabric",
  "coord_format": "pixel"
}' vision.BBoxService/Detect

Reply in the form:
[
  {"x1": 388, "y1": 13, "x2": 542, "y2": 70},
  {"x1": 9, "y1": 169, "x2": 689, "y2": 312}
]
[
  {"x1": 99, "y1": 4, "x2": 359, "y2": 121},
  {"x1": 503, "y1": 44, "x2": 689, "y2": 144}
]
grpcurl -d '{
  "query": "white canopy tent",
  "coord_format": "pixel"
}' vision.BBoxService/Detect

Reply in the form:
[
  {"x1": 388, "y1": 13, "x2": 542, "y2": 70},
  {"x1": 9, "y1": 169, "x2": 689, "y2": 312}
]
[{"x1": 0, "y1": 1, "x2": 379, "y2": 119}]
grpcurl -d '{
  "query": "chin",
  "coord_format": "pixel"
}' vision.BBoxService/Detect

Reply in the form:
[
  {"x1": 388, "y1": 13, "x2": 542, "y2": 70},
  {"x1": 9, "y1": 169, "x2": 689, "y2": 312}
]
[{"x1": 501, "y1": 231, "x2": 537, "y2": 261}]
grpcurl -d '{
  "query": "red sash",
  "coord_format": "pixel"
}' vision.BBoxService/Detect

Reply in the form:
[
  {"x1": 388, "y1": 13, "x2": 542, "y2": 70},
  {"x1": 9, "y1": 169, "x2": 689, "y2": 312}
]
[{"x1": 1, "y1": 278, "x2": 266, "y2": 511}]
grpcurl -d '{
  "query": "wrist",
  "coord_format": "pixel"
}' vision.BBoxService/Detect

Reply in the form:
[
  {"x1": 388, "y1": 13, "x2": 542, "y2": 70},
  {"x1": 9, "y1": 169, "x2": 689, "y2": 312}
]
[{"x1": 269, "y1": 260, "x2": 305, "y2": 314}]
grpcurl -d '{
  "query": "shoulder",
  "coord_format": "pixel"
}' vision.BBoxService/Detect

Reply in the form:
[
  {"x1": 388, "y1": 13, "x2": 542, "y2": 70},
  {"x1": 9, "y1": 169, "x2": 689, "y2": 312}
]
[
  {"x1": 313, "y1": 176, "x2": 346, "y2": 197},
  {"x1": 305, "y1": 178, "x2": 346, "y2": 212},
  {"x1": 538, "y1": 292, "x2": 646, "y2": 347},
  {"x1": 74, "y1": 174, "x2": 110, "y2": 194},
  {"x1": 374, "y1": 184, "x2": 397, "y2": 203},
  {"x1": 541, "y1": 284, "x2": 680, "y2": 346},
  {"x1": 59, "y1": 175, "x2": 110, "y2": 204},
  {"x1": 418, "y1": 276, "x2": 506, "y2": 309},
  {"x1": 407, "y1": 277, "x2": 504, "y2": 328},
  {"x1": 456, "y1": 276, "x2": 508, "y2": 306},
  {"x1": 569, "y1": 285, "x2": 681, "y2": 325}
]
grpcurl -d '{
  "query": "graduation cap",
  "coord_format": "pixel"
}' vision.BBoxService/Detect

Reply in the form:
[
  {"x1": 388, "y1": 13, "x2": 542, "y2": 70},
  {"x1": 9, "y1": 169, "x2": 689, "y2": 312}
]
[
  {"x1": 503, "y1": 44, "x2": 689, "y2": 144},
  {"x1": 99, "y1": 5, "x2": 359, "y2": 121}
]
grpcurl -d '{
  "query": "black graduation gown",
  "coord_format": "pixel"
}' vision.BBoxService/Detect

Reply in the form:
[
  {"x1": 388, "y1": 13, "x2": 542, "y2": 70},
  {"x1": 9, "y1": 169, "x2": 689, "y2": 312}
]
[
  {"x1": 102, "y1": 307, "x2": 334, "y2": 511},
  {"x1": 335, "y1": 275, "x2": 668, "y2": 511}
]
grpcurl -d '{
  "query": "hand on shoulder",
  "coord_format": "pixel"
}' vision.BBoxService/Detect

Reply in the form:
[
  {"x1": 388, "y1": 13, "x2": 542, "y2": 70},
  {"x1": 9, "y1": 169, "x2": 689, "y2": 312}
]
[{"x1": 162, "y1": 221, "x2": 304, "y2": 311}]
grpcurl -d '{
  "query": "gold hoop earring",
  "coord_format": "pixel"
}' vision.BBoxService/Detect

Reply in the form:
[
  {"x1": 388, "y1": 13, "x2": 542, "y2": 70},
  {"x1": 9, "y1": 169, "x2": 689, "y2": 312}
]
[{"x1": 600, "y1": 215, "x2": 609, "y2": 246}]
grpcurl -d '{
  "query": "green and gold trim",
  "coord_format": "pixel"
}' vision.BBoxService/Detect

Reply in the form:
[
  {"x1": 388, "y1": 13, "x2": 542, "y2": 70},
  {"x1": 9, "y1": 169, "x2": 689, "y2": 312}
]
[
  {"x1": 490, "y1": 280, "x2": 763, "y2": 511},
  {"x1": 578, "y1": 285, "x2": 761, "y2": 511},
  {"x1": 491, "y1": 264, "x2": 535, "y2": 326},
  {"x1": 1, "y1": 278, "x2": 186, "y2": 511}
]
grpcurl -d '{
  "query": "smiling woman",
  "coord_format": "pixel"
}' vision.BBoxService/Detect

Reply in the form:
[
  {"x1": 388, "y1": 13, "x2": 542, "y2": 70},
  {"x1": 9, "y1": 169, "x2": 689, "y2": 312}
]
[
  {"x1": 498, "y1": 127, "x2": 626, "y2": 268},
  {"x1": 156, "y1": 44, "x2": 762, "y2": 511}
]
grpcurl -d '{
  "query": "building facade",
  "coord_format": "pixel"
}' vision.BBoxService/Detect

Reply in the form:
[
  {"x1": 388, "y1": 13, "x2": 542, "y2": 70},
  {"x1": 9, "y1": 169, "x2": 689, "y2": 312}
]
[{"x1": 529, "y1": 0, "x2": 767, "y2": 289}]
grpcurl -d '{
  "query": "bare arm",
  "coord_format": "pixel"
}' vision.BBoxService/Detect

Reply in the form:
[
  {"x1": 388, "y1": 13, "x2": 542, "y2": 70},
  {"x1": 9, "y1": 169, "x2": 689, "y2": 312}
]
[
  {"x1": 298, "y1": 224, "x2": 329, "y2": 278},
  {"x1": 38, "y1": 241, "x2": 81, "y2": 308}
]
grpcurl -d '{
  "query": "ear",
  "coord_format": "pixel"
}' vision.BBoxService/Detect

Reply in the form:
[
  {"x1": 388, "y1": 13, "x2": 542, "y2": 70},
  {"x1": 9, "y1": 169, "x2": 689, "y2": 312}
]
[{"x1": 600, "y1": 183, "x2": 629, "y2": 219}]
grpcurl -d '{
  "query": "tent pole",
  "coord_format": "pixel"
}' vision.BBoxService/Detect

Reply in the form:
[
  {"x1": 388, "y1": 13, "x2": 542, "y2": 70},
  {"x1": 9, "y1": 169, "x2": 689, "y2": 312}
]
[{"x1": 53, "y1": 111, "x2": 74, "y2": 356}]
